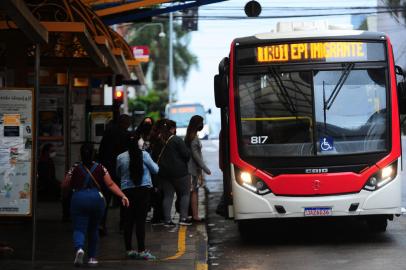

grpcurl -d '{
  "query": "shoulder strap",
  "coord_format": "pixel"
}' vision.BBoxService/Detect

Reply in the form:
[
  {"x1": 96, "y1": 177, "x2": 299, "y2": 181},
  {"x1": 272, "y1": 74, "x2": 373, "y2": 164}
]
[
  {"x1": 83, "y1": 165, "x2": 102, "y2": 191},
  {"x1": 89, "y1": 162, "x2": 98, "y2": 174},
  {"x1": 157, "y1": 135, "x2": 174, "y2": 163},
  {"x1": 78, "y1": 164, "x2": 91, "y2": 188},
  {"x1": 79, "y1": 163, "x2": 102, "y2": 191}
]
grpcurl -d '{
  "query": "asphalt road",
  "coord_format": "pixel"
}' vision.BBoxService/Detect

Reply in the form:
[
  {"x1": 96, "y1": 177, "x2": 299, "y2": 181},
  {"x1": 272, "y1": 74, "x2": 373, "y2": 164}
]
[{"x1": 202, "y1": 139, "x2": 406, "y2": 270}]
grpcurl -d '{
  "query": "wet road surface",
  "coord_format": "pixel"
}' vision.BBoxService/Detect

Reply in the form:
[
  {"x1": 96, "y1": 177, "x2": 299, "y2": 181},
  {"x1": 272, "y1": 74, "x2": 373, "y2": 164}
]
[{"x1": 202, "y1": 139, "x2": 406, "y2": 270}]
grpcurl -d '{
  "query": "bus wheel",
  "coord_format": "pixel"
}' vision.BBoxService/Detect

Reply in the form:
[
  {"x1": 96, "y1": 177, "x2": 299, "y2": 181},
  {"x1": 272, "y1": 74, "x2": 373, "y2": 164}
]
[{"x1": 367, "y1": 216, "x2": 387, "y2": 233}]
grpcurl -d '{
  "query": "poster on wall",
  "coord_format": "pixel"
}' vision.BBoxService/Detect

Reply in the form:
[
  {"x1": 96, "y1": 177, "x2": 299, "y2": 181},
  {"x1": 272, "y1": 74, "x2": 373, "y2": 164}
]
[{"x1": 0, "y1": 89, "x2": 34, "y2": 216}]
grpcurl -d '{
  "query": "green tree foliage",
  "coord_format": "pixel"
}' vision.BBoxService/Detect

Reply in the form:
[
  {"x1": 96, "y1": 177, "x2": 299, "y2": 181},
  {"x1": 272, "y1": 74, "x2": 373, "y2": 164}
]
[
  {"x1": 357, "y1": 19, "x2": 368, "y2": 30},
  {"x1": 128, "y1": 20, "x2": 198, "y2": 93},
  {"x1": 128, "y1": 89, "x2": 168, "y2": 121}
]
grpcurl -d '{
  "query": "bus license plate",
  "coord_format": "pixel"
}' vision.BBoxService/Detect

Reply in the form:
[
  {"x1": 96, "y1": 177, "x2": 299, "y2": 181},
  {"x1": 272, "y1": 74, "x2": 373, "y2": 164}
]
[{"x1": 304, "y1": 207, "x2": 332, "y2": 217}]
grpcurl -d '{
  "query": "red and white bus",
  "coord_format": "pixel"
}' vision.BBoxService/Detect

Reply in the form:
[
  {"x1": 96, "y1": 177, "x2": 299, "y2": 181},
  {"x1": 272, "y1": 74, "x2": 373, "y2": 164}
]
[{"x1": 214, "y1": 29, "x2": 406, "y2": 234}]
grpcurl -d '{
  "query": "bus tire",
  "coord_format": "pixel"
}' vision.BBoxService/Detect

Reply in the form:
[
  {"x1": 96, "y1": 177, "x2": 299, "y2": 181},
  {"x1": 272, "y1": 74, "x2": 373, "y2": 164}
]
[{"x1": 367, "y1": 216, "x2": 387, "y2": 233}]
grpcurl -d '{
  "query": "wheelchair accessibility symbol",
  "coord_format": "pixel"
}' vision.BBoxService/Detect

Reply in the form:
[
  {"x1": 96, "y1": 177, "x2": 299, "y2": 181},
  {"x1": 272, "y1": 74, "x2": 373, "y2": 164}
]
[{"x1": 320, "y1": 137, "x2": 334, "y2": 151}]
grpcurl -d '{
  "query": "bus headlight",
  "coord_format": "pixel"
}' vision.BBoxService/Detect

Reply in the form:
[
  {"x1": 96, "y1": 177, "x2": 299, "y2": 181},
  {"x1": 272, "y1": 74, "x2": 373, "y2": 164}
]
[
  {"x1": 363, "y1": 161, "x2": 397, "y2": 191},
  {"x1": 240, "y1": 172, "x2": 252, "y2": 184},
  {"x1": 236, "y1": 169, "x2": 272, "y2": 195}
]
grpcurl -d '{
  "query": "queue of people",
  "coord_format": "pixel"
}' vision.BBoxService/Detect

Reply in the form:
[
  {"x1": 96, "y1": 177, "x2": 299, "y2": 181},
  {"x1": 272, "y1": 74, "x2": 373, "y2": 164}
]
[{"x1": 59, "y1": 113, "x2": 211, "y2": 266}]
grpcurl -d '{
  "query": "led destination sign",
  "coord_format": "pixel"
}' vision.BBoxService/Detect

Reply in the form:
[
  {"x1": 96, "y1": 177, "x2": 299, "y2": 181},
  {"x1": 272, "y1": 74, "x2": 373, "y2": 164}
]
[
  {"x1": 257, "y1": 42, "x2": 368, "y2": 63},
  {"x1": 170, "y1": 107, "x2": 196, "y2": 114}
]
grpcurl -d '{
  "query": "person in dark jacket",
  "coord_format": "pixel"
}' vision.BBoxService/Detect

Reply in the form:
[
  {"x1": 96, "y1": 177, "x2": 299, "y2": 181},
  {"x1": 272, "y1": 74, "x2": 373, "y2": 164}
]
[
  {"x1": 149, "y1": 119, "x2": 167, "y2": 225},
  {"x1": 98, "y1": 114, "x2": 131, "y2": 234},
  {"x1": 158, "y1": 120, "x2": 191, "y2": 226},
  {"x1": 37, "y1": 143, "x2": 60, "y2": 201}
]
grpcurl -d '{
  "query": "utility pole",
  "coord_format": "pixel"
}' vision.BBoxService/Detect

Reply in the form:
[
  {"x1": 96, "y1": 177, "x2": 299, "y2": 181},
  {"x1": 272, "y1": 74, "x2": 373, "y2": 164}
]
[{"x1": 169, "y1": 12, "x2": 174, "y2": 103}]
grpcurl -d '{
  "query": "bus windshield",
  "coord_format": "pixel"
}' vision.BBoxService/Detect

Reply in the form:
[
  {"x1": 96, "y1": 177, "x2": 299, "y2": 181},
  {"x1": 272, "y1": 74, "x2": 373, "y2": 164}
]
[
  {"x1": 237, "y1": 68, "x2": 388, "y2": 157},
  {"x1": 167, "y1": 104, "x2": 206, "y2": 127}
]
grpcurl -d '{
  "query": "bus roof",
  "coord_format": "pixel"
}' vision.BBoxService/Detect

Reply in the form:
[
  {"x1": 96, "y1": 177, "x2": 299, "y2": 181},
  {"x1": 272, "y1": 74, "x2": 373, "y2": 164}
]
[{"x1": 234, "y1": 30, "x2": 387, "y2": 46}]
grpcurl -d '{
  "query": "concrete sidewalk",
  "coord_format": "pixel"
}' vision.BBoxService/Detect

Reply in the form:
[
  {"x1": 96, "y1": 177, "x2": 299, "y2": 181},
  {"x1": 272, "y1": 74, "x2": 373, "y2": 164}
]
[{"x1": 0, "y1": 189, "x2": 208, "y2": 270}]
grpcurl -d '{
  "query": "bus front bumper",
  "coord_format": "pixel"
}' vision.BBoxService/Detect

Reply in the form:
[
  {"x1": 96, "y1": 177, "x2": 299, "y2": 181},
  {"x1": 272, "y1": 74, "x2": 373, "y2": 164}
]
[{"x1": 232, "y1": 173, "x2": 402, "y2": 220}]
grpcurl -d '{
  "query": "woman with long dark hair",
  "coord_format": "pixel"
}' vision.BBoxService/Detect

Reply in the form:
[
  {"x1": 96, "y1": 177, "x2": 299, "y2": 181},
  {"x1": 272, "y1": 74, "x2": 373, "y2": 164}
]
[
  {"x1": 185, "y1": 115, "x2": 211, "y2": 222},
  {"x1": 135, "y1": 117, "x2": 154, "y2": 151},
  {"x1": 116, "y1": 135, "x2": 159, "y2": 260},
  {"x1": 62, "y1": 143, "x2": 129, "y2": 267}
]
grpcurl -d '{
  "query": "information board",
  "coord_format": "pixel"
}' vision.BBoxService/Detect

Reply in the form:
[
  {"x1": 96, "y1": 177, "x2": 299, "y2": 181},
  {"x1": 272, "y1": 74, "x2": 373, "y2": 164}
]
[{"x1": 0, "y1": 88, "x2": 34, "y2": 216}]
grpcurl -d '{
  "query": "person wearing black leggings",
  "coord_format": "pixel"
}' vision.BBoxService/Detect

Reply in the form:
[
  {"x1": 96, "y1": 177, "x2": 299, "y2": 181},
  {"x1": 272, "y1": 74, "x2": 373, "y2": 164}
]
[{"x1": 116, "y1": 135, "x2": 159, "y2": 260}]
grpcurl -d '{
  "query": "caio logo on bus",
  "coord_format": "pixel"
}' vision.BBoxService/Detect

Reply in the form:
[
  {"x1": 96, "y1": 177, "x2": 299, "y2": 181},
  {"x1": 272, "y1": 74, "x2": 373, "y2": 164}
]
[{"x1": 305, "y1": 168, "x2": 328, "y2": 174}]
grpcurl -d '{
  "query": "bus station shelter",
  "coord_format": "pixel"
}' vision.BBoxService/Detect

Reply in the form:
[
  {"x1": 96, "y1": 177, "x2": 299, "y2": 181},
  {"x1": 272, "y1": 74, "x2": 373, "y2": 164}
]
[
  {"x1": 0, "y1": 0, "x2": 146, "y2": 261},
  {"x1": 0, "y1": 0, "x2": 227, "y2": 263}
]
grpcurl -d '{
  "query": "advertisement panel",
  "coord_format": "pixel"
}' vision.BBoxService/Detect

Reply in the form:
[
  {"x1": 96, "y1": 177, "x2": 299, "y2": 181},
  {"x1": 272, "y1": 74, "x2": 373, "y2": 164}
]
[{"x1": 0, "y1": 88, "x2": 34, "y2": 216}]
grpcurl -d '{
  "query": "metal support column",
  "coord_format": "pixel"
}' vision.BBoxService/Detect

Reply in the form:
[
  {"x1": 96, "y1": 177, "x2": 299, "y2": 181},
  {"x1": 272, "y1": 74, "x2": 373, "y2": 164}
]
[
  {"x1": 85, "y1": 76, "x2": 92, "y2": 142},
  {"x1": 123, "y1": 84, "x2": 128, "y2": 114},
  {"x1": 168, "y1": 12, "x2": 174, "y2": 103},
  {"x1": 31, "y1": 43, "x2": 40, "y2": 263},
  {"x1": 64, "y1": 68, "x2": 72, "y2": 172},
  {"x1": 112, "y1": 74, "x2": 119, "y2": 123}
]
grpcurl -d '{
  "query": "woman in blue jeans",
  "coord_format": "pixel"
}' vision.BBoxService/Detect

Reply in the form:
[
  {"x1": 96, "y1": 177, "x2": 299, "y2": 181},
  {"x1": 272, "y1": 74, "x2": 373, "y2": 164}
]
[{"x1": 62, "y1": 143, "x2": 129, "y2": 267}]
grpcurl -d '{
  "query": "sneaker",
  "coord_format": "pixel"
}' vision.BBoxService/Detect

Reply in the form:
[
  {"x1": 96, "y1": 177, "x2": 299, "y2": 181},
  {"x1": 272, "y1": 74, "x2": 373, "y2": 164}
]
[
  {"x1": 164, "y1": 221, "x2": 176, "y2": 227},
  {"x1": 126, "y1": 250, "x2": 138, "y2": 259},
  {"x1": 137, "y1": 250, "x2": 156, "y2": 260},
  {"x1": 74, "y1": 248, "x2": 84, "y2": 267},
  {"x1": 179, "y1": 218, "x2": 192, "y2": 226},
  {"x1": 88, "y1": 257, "x2": 98, "y2": 267}
]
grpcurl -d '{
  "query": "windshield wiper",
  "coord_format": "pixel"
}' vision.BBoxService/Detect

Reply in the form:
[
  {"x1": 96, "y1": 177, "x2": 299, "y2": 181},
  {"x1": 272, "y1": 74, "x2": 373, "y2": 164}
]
[
  {"x1": 269, "y1": 67, "x2": 297, "y2": 114},
  {"x1": 325, "y1": 63, "x2": 355, "y2": 110}
]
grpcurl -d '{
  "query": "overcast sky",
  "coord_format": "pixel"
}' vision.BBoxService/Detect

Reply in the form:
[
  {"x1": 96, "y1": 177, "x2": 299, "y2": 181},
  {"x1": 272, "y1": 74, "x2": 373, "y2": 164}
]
[{"x1": 177, "y1": 0, "x2": 377, "y2": 135}]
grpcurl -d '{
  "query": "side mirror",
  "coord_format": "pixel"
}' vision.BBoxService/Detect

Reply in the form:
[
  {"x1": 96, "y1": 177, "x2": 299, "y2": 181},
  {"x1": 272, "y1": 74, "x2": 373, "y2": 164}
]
[
  {"x1": 214, "y1": 74, "x2": 228, "y2": 108},
  {"x1": 398, "y1": 81, "x2": 406, "y2": 114},
  {"x1": 396, "y1": 65, "x2": 404, "y2": 76},
  {"x1": 214, "y1": 57, "x2": 230, "y2": 108},
  {"x1": 396, "y1": 65, "x2": 406, "y2": 114},
  {"x1": 219, "y1": 57, "x2": 230, "y2": 74}
]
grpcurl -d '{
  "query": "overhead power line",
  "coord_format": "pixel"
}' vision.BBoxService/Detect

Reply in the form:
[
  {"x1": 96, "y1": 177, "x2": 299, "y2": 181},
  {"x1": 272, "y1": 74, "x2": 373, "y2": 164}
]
[
  {"x1": 199, "y1": 6, "x2": 398, "y2": 11},
  {"x1": 157, "y1": 8, "x2": 406, "y2": 20}
]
